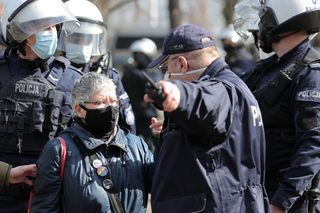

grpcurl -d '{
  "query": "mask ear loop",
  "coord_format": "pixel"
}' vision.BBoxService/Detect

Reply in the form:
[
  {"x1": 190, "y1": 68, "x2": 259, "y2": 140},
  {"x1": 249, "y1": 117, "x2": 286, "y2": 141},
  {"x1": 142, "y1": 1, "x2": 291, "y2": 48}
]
[{"x1": 165, "y1": 67, "x2": 207, "y2": 80}]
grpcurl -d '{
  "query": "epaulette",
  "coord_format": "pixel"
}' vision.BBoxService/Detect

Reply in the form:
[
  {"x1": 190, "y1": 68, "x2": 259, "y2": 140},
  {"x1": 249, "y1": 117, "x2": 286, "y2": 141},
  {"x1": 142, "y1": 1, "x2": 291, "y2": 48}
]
[
  {"x1": 109, "y1": 67, "x2": 119, "y2": 74},
  {"x1": 53, "y1": 56, "x2": 71, "y2": 72}
]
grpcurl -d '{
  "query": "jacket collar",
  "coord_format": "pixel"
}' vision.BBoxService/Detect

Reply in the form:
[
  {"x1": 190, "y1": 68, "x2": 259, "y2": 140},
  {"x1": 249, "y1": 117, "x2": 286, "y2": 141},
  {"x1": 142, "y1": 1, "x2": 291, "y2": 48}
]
[
  {"x1": 260, "y1": 38, "x2": 311, "y2": 73},
  {"x1": 199, "y1": 57, "x2": 229, "y2": 80},
  {"x1": 67, "y1": 124, "x2": 129, "y2": 152}
]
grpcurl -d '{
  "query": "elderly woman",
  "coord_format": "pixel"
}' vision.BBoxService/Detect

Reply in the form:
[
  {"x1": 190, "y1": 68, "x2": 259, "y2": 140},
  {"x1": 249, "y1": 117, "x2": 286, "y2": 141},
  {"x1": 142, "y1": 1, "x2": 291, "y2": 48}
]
[{"x1": 30, "y1": 72, "x2": 154, "y2": 213}]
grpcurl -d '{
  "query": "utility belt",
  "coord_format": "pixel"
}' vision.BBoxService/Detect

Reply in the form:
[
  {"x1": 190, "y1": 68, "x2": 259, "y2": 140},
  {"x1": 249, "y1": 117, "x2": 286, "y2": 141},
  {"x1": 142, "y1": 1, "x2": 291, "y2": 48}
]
[{"x1": 1, "y1": 183, "x2": 34, "y2": 197}]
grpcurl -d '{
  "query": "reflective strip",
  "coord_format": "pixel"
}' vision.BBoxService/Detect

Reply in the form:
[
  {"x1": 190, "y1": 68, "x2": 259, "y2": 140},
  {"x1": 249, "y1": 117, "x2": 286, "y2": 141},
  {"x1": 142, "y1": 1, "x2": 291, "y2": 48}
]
[{"x1": 119, "y1": 92, "x2": 129, "y2": 101}]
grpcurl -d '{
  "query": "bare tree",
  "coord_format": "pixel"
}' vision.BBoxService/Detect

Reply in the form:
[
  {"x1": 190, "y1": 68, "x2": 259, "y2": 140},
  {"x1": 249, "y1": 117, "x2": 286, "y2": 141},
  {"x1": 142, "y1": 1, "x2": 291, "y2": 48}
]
[
  {"x1": 169, "y1": 0, "x2": 181, "y2": 30},
  {"x1": 223, "y1": 0, "x2": 238, "y2": 25},
  {"x1": 86, "y1": 0, "x2": 135, "y2": 21}
]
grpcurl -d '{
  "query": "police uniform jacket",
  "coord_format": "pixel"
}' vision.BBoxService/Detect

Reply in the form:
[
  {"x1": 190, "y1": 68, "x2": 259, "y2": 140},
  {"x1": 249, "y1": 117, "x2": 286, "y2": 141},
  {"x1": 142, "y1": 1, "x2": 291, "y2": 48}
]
[
  {"x1": 30, "y1": 123, "x2": 154, "y2": 213},
  {"x1": 151, "y1": 58, "x2": 270, "y2": 213},
  {"x1": 252, "y1": 38, "x2": 320, "y2": 212},
  {"x1": 0, "y1": 51, "x2": 83, "y2": 212}
]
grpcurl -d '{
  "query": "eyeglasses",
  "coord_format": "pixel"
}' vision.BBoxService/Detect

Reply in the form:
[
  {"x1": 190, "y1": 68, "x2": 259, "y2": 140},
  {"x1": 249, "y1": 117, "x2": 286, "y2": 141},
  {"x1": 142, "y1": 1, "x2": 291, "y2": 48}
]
[
  {"x1": 158, "y1": 56, "x2": 179, "y2": 74},
  {"x1": 84, "y1": 98, "x2": 122, "y2": 108}
]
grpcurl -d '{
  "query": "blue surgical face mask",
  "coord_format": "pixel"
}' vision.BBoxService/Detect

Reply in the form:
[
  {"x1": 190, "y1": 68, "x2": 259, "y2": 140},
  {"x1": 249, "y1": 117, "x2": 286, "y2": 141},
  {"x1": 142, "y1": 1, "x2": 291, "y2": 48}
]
[
  {"x1": 27, "y1": 29, "x2": 58, "y2": 59},
  {"x1": 65, "y1": 43, "x2": 93, "y2": 64},
  {"x1": 164, "y1": 67, "x2": 207, "y2": 81}
]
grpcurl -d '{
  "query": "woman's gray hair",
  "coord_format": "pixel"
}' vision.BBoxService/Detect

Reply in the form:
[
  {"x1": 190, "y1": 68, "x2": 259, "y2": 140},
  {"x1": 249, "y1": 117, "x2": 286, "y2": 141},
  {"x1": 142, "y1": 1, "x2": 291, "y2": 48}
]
[{"x1": 70, "y1": 72, "x2": 116, "y2": 117}]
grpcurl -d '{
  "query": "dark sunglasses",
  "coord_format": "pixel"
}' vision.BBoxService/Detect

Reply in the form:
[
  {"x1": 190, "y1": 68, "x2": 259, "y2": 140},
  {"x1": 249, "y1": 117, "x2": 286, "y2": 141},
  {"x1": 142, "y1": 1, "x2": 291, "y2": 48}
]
[{"x1": 158, "y1": 56, "x2": 179, "y2": 74}]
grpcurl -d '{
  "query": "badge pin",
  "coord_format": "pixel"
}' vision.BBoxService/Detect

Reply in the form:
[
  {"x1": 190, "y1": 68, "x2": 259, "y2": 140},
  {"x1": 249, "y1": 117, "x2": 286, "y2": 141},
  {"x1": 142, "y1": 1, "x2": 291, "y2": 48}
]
[
  {"x1": 103, "y1": 179, "x2": 113, "y2": 190},
  {"x1": 92, "y1": 159, "x2": 102, "y2": 168},
  {"x1": 97, "y1": 166, "x2": 108, "y2": 177}
]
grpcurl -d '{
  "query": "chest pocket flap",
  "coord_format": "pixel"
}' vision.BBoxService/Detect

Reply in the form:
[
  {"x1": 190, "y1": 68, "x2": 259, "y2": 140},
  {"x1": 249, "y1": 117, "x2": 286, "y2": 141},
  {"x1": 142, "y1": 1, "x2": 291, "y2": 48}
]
[{"x1": 154, "y1": 193, "x2": 206, "y2": 213}]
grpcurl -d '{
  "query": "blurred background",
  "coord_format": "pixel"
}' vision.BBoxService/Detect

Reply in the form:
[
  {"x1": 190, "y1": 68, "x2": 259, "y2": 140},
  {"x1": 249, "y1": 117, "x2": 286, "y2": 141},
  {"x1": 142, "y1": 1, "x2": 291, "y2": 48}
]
[
  {"x1": 61, "y1": 0, "x2": 320, "y2": 72},
  {"x1": 60, "y1": 0, "x2": 254, "y2": 72}
]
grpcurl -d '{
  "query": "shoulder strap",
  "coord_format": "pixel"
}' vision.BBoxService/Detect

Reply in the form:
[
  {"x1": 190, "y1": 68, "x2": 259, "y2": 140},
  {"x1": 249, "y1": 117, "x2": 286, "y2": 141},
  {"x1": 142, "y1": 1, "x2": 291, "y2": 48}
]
[
  {"x1": 54, "y1": 56, "x2": 71, "y2": 72},
  {"x1": 283, "y1": 52, "x2": 320, "y2": 80},
  {"x1": 76, "y1": 139, "x2": 125, "y2": 213},
  {"x1": 46, "y1": 56, "x2": 71, "y2": 87},
  {"x1": 57, "y1": 137, "x2": 67, "y2": 182},
  {"x1": 28, "y1": 137, "x2": 67, "y2": 213}
]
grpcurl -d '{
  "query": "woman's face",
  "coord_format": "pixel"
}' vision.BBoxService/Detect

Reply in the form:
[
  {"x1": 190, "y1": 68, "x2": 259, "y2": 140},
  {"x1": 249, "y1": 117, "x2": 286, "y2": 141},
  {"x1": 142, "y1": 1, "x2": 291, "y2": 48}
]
[{"x1": 75, "y1": 87, "x2": 117, "y2": 119}]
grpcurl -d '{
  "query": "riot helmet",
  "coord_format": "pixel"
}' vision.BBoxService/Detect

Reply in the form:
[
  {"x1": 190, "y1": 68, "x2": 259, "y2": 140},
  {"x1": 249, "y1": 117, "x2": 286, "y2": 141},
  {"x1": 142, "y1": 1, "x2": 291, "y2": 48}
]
[
  {"x1": 234, "y1": 17, "x2": 261, "y2": 50},
  {"x1": 0, "y1": 0, "x2": 80, "y2": 52},
  {"x1": 129, "y1": 38, "x2": 157, "y2": 69},
  {"x1": 220, "y1": 24, "x2": 244, "y2": 54},
  {"x1": 234, "y1": 17, "x2": 275, "y2": 60},
  {"x1": 233, "y1": 18, "x2": 253, "y2": 42},
  {"x1": 235, "y1": 0, "x2": 320, "y2": 53},
  {"x1": 57, "y1": 0, "x2": 108, "y2": 65},
  {"x1": 0, "y1": 0, "x2": 7, "y2": 8}
]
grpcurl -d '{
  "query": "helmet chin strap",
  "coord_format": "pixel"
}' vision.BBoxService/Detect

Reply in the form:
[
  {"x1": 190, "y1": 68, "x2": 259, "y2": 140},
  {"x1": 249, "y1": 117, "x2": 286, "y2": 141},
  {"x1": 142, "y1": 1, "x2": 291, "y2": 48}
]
[{"x1": 18, "y1": 40, "x2": 27, "y2": 56}]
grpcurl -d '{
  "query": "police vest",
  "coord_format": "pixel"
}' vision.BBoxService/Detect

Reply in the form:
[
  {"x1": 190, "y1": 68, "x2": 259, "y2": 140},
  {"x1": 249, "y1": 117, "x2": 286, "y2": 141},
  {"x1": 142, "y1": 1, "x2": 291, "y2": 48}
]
[
  {"x1": 245, "y1": 52, "x2": 320, "y2": 173},
  {"x1": 0, "y1": 56, "x2": 70, "y2": 153}
]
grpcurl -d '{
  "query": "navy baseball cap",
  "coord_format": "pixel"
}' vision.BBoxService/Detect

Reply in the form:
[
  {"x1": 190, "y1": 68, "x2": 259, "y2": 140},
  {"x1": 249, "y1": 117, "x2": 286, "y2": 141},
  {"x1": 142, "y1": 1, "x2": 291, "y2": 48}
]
[{"x1": 148, "y1": 24, "x2": 216, "y2": 69}]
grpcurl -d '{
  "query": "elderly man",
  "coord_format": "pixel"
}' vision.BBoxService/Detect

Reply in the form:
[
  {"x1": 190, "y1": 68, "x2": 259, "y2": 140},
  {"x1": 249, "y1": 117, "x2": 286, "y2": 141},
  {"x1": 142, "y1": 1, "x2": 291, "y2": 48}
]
[{"x1": 145, "y1": 24, "x2": 270, "y2": 213}]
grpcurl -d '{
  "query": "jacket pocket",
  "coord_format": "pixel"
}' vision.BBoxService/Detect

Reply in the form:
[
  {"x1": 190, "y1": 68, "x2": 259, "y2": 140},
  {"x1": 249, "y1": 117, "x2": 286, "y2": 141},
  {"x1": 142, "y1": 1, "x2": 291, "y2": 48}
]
[
  {"x1": 222, "y1": 185, "x2": 264, "y2": 213},
  {"x1": 154, "y1": 193, "x2": 206, "y2": 213},
  {"x1": 31, "y1": 101, "x2": 45, "y2": 133}
]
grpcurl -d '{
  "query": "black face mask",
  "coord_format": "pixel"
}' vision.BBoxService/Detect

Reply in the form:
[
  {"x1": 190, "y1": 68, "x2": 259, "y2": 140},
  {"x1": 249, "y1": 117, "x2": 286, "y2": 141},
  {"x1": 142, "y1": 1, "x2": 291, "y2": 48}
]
[
  {"x1": 258, "y1": 28, "x2": 276, "y2": 53},
  {"x1": 80, "y1": 105, "x2": 119, "y2": 135},
  {"x1": 224, "y1": 44, "x2": 238, "y2": 54},
  {"x1": 259, "y1": 22, "x2": 300, "y2": 54},
  {"x1": 133, "y1": 53, "x2": 151, "y2": 69}
]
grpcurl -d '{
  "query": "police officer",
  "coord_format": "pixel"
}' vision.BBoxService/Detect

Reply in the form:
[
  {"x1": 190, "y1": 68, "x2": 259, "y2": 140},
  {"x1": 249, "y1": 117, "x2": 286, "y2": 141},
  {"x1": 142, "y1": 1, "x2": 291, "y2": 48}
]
[
  {"x1": 57, "y1": 0, "x2": 136, "y2": 134},
  {"x1": 0, "y1": 162, "x2": 36, "y2": 186},
  {"x1": 0, "y1": 0, "x2": 82, "y2": 212},
  {"x1": 233, "y1": 19, "x2": 275, "y2": 81},
  {"x1": 235, "y1": 0, "x2": 320, "y2": 212},
  {"x1": 145, "y1": 24, "x2": 270, "y2": 212},
  {"x1": 219, "y1": 24, "x2": 255, "y2": 77},
  {"x1": 122, "y1": 38, "x2": 163, "y2": 152}
]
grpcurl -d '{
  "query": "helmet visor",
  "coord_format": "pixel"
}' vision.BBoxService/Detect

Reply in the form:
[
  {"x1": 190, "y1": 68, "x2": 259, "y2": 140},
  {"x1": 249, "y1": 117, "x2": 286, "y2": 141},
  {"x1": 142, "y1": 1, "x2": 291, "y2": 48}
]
[
  {"x1": 58, "y1": 19, "x2": 108, "y2": 56},
  {"x1": 6, "y1": 0, "x2": 80, "y2": 43},
  {"x1": 235, "y1": 0, "x2": 265, "y2": 25},
  {"x1": 233, "y1": 18, "x2": 252, "y2": 41}
]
